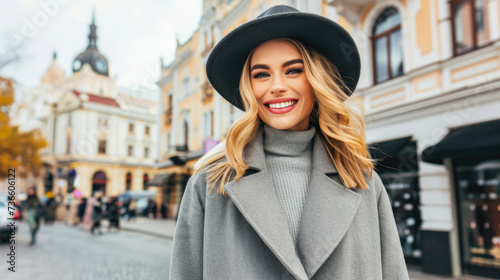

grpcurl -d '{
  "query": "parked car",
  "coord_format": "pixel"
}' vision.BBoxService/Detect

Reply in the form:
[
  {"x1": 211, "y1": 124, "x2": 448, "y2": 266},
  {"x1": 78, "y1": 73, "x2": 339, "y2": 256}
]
[
  {"x1": 0, "y1": 196, "x2": 19, "y2": 242},
  {"x1": 117, "y1": 190, "x2": 156, "y2": 216}
]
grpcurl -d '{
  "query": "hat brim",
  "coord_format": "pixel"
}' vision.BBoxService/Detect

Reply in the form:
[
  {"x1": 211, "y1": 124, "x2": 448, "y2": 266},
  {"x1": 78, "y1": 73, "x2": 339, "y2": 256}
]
[{"x1": 206, "y1": 11, "x2": 361, "y2": 111}]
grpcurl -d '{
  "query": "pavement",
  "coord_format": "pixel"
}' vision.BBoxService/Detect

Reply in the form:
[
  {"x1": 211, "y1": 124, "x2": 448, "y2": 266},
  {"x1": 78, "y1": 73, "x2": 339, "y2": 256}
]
[
  {"x1": 117, "y1": 217, "x2": 176, "y2": 240},
  {"x1": 117, "y1": 217, "x2": 495, "y2": 280}
]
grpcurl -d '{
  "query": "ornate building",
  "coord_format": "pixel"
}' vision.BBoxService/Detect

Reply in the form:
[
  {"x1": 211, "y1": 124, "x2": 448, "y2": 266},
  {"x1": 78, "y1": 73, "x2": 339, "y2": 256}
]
[{"x1": 13, "y1": 14, "x2": 158, "y2": 200}]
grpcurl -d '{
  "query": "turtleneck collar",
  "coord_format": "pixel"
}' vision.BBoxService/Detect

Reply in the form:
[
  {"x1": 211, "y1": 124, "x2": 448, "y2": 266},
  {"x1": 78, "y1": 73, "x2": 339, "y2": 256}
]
[{"x1": 263, "y1": 123, "x2": 316, "y2": 157}]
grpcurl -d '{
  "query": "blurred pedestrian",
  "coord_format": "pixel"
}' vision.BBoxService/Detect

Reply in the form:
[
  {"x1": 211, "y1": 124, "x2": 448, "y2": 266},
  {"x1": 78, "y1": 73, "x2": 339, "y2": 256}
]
[
  {"x1": 107, "y1": 197, "x2": 120, "y2": 231},
  {"x1": 44, "y1": 192, "x2": 57, "y2": 224},
  {"x1": 160, "y1": 202, "x2": 167, "y2": 219},
  {"x1": 66, "y1": 191, "x2": 81, "y2": 226},
  {"x1": 90, "y1": 193, "x2": 103, "y2": 235},
  {"x1": 82, "y1": 195, "x2": 95, "y2": 231},
  {"x1": 151, "y1": 201, "x2": 157, "y2": 219},
  {"x1": 77, "y1": 197, "x2": 87, "y2": 225},
  {"x1": 25, "y1": 187, "x2": 41, "y2": 245},
  {"x1": 127, "y1": 199, "x2": 136, "y2": 221}
]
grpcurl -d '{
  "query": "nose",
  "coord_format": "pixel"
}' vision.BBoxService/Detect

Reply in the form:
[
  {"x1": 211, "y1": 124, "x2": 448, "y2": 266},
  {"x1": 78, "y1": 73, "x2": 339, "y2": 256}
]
[{"x1": 270, "y1": 75, "x2": 286, "y2": 94}]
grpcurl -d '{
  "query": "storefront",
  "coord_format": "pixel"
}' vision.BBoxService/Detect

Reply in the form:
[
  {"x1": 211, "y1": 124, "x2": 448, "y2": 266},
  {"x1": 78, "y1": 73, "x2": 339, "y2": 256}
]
[
  {"x1": 370, "y1": 136, "x2": 422, "y2": 265},
  {"x1": 423, "y1": 119, "x2": 500, "y2": 278}
]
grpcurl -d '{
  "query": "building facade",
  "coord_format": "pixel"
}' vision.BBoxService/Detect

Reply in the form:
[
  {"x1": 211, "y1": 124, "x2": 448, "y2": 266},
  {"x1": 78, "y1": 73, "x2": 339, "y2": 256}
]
[
  {"x1": 327, "y1": 0, "x2": 500, "y2": 278},
  {"x1": 13, "y1": 15, "x2": 158, "y2": 200}
]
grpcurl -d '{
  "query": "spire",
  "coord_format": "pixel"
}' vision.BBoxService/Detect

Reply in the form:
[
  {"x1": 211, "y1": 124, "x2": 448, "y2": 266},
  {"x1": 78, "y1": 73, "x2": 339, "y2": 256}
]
[{"x1": 88, "y1": 8, "x2": 97, "y2": 49}]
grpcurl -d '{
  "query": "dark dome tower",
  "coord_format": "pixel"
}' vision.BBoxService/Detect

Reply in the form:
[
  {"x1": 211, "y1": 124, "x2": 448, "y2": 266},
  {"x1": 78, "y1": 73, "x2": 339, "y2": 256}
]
[{"x1": 72, "y1": 11, "x2": 109, "y2": 76}]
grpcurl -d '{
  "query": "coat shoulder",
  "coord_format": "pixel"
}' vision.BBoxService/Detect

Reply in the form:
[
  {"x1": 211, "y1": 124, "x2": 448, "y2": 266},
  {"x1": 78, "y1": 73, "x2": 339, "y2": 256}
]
[{"x1": 362, "y1": 170, "x2": 385, "y2": 200}]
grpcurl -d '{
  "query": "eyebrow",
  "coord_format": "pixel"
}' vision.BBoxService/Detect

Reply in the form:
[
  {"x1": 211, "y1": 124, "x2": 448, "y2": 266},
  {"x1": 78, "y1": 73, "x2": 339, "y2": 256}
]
[{"x1": 250, "y1": 59, "x2": 304, "y2": 72}]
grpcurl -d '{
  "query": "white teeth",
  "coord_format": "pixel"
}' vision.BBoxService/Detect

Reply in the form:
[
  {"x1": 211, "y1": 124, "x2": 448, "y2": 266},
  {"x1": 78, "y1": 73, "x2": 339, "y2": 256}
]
[{"x1": 268, "y1": 101, "x2": 297, "y2": 109}]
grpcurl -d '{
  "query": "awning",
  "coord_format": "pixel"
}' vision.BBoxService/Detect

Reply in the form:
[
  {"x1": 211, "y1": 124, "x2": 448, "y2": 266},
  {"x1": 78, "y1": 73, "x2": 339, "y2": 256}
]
[
  {"x1": 369, "y1": 136, "x2": 414, "y2": 171},
  {"x1": 369, "y1": 136, "x2": 412, "y2": 159},
  {"x1": 422, "y1": 119, "x2": 500, "y2": 164},
  {"x1": 147, "y1": 173, "x2": 173, "y2": 187}
]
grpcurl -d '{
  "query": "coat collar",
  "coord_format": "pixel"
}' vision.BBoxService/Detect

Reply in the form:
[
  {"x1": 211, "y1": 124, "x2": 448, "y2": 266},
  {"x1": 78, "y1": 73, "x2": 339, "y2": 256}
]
[{"x1": 224, "y1": 125, "x2": 361, "y2": 279}]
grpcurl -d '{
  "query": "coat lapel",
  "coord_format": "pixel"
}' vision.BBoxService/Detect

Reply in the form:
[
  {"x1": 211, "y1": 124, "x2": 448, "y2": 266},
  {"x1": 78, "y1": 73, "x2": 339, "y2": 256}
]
[
  {"x1": 224, "y1": 125, "x2": 362, "y2": 280},
  {"x1": 296, "y1": 133, "x2": 362, "y2": 279},
  {"x1": 224, "y1": 125, "x2": 308, "y2": 280}
]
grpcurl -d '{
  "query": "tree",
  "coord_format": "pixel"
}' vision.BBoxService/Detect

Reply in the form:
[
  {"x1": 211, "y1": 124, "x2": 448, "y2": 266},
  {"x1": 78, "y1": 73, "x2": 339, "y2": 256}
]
[{"x1": 0, "y1": 76, "x2": 47, "y2": 178}]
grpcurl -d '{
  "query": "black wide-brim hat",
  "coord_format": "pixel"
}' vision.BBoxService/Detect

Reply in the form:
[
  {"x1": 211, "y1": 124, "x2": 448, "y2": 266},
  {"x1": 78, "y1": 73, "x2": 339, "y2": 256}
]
[{"x1": 206, "y1": 5, "x2": 361, "y2": 111}]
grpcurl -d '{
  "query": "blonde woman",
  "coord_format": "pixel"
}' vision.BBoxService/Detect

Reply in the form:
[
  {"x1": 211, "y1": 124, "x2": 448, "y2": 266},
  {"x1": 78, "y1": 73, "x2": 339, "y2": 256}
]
[{"x1": 170, "y1": 5, "x2": 409, "y2": 280}]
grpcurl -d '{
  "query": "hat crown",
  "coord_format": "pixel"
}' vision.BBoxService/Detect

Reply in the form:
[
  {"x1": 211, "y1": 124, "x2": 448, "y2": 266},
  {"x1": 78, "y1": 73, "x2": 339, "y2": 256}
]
[{"x1": 256, "y1": 5, "x2": 299, "y2": 19}]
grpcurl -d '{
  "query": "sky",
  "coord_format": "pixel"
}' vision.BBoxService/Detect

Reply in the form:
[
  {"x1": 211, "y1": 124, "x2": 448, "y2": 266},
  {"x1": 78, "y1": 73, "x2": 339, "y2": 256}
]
[{"x1": 0, "y1": 0, "x2": 203, "y2": 97}]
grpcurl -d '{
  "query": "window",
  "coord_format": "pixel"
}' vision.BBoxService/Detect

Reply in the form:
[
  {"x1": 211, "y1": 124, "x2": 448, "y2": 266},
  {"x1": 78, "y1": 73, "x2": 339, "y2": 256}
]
[
  {"x1": 126, "y1": 172, "x2": 132, "y2": 191},
  {"x1": 128, "y1": 123, "x2": 134, "y2": 134},
  {"x1": 98, "y1": 139, "x2": 106, "y2": 154},
  {"x1": 372, "y1": 7, "x2": 403, "y2": 84},
  {"x1": 143, "y1": 173, "x2": 149, "y2": 190},
  {"x1": 66, "y1": 136, "x2": 71, "y2": 154},
  {"x1": 144, "y1": 147, "x2": 149, "y2": 158},
  {"x1": 145, "y1": 126, "x2": 150, "y2": 136},
  {"x1": 128, "y1": 145, "x2": 133, "y2": 157},
  {"x1": 451, "y1": 0, "x2": 490, "y2": 55},
  {"x1": 203, "y1": 110, "x2": 214, "y2": 138}
]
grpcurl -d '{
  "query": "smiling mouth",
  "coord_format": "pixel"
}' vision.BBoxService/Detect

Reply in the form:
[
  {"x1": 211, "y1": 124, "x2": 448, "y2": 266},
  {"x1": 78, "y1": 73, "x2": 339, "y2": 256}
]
[{"x1": 264, "y1": 100, "x2": 298, "y2": 109}]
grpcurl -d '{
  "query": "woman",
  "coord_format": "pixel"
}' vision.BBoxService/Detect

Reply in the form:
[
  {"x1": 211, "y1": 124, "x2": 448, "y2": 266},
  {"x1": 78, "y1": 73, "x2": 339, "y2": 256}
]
[
  {"x1": 44, "y1": 191, "x2": 57, "y2": 224},
  {"x1": 66, "y1": 191, "x2": 81, "y2": 226},
  {"x1": 25, "y1": 187, "x2": 41, "y2": 245},
  {"x1": 107, "y1": 197, "x2": 120, "y2": 231},
  {"x1": 170, "y1": 5, "x2": 409, "y2": 280},
  {"x1": 90, "y1": 193, "x2": 103, "y2": 235}
]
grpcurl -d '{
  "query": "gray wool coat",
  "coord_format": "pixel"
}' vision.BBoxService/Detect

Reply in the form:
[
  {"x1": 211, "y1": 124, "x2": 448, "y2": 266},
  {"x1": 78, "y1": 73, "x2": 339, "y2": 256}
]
[{"x1": 170, "y1": 126, "x2": 409, "y2": 280}]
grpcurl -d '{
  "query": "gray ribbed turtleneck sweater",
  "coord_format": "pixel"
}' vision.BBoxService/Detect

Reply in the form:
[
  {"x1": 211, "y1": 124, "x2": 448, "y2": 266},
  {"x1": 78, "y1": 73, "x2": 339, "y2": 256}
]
[{"x1": 263, "y1": 123, "x2": 316, "y2": 245}]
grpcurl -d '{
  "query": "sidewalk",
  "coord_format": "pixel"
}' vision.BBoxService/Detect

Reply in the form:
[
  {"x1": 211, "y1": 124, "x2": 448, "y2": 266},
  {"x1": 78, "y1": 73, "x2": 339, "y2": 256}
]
[
  {"x1": 118, "y1": 218, "x2": 493, "y2": 280},
  {"x1": 115, "y1": 217, "x2": 177, "y2": 240}
]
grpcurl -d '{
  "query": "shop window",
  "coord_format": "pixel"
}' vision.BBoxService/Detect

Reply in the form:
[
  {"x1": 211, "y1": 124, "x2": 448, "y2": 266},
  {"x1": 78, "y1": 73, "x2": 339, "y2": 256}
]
[
  {"x1": 451, "y1": 0, "x2": 490, "y2": 56},
  {"x1": 455, "y1": 157, "x2": 500, "y2": 275},
  {"x1": 372, "y1": 7, "x2": 404, "y2": 84},
  {"x1": 370, "y1": 137, "x2": 422, "y2": 262}
]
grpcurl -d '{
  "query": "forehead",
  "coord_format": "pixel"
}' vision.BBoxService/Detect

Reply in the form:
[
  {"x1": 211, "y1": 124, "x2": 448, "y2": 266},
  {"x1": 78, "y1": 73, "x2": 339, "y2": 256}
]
[{"x1": 251, "y1": 39, "x2": 302, "y2": 65}]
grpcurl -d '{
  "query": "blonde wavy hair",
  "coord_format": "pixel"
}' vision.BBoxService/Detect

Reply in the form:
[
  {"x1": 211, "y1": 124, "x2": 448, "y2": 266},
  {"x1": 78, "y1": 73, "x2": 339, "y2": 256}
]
[{"x1": 194, "y1": 38, "x2": 374, "y2": 195}]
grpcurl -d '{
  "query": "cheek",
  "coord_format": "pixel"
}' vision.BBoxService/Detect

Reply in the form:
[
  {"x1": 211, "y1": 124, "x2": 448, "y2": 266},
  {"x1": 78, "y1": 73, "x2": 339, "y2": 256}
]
[{"x1": 251, "y1": 82, "x2": 266, "y2": 101}]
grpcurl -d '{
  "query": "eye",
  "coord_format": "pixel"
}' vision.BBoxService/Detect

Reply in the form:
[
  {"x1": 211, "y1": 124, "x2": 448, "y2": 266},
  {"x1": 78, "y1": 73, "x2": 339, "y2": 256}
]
[
  {"x1": 286, "y1": 68, "x2": 303, "y2": 75},
  {"x1": 252, "y1": 71, "x2": 269, "y2": 79}
]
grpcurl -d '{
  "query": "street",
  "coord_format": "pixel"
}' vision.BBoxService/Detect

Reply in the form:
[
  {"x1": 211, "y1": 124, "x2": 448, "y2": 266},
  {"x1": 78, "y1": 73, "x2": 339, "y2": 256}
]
[{"x1": 0, "y1": 221, "x2": 172, "y2": 280}]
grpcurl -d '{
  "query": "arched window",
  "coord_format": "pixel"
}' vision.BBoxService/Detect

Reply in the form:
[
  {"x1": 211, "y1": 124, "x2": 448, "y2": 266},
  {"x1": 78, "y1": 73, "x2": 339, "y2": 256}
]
[
  {"x1": 372, "y1": 7, "x2": 403, "y2": 84},
  {"x1": 92, "y1": 171, "x2": 107, "y2": 196}
]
